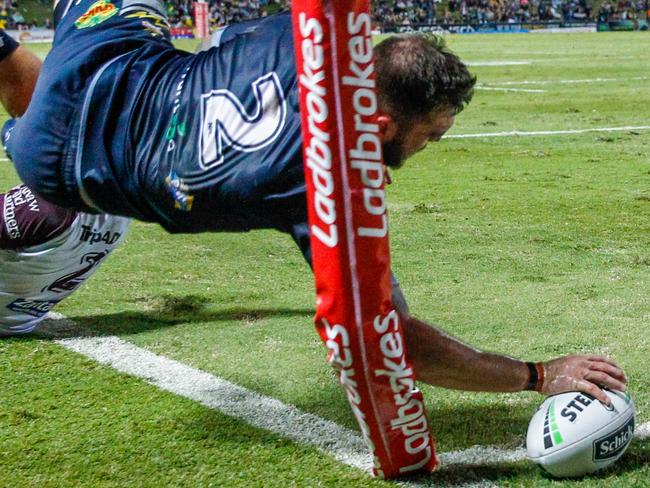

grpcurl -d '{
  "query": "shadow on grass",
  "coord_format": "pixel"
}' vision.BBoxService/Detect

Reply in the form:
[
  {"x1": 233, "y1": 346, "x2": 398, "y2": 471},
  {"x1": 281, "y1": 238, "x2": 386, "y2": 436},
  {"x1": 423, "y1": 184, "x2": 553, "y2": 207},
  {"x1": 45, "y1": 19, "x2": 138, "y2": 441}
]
[
  {"x1": 433, "y1": 402, "x2": 530, "y2": 451},
  {"x1": 418, "y1": 462, "x2": 532, "y2": 486},
  {"x1": 12, "y1": 295, "x2": 649, "y2": 484},
  {"x1": 26, "y1": 294, "x2": 313, "y2": 339},
  {"x1": 612, "y1": 439, "x2": 650, "y2": 472}
]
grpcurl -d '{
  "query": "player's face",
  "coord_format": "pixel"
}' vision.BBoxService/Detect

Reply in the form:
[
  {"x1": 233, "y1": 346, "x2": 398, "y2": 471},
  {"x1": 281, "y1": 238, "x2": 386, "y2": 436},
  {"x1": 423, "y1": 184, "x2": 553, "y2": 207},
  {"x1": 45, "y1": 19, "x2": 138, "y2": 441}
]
[{"x1": 382, "y1": 107, "x2": 456, "y2": 169}]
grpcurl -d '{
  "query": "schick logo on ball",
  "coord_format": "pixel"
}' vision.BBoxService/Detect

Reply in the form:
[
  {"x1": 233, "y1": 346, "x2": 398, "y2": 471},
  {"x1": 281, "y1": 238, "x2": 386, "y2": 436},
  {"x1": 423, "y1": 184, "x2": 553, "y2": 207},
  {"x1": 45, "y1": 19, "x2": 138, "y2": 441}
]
[
  {"x1": 593, "y1": 417, "x2": 635, "y2": 461},
  {"x1": 543, "y1": 399, "x2": 564, "y2": 449}
]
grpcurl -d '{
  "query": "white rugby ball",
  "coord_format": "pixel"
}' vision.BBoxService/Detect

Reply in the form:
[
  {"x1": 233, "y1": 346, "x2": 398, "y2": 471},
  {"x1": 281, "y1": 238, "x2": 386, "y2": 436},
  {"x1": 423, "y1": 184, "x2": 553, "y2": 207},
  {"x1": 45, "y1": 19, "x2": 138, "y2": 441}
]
[{"x1": 526, "y1": 390, "x2": 635, "y2": 478}]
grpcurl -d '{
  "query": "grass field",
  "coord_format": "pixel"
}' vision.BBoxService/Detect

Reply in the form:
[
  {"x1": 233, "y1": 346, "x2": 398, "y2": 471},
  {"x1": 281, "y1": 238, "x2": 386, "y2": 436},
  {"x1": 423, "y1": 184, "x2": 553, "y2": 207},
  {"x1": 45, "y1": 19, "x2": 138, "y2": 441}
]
[{"x1": 1, "y1": 31, "x2": 649, "y2": 487}]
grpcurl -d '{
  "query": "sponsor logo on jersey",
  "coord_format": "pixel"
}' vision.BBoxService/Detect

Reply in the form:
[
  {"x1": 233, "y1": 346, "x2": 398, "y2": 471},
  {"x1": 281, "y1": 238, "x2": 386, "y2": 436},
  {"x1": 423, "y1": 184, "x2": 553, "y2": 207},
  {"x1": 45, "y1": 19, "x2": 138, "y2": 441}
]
[
  {"x1": 593, "y1": 416, "x2": 635, "y2": 461},
  {"x1": 165, "y1": 171, "x2": 194, "y2": 211},
  {"x1": 80, "y1": 224, "x2": 122, "y2": 245},
  {"x1": 7, "y1": 298, "x2": 59, "y2": 318},
  {"x1": 1, "y1": 120, "x2": 13, "y2": 149},
  {"x1": 124, "y1": 11, "x2": 170, "y2": 38},
  {"x1": 44, "y1": 251, "x2": 109, "y2": 293},
  {"x1": 75, "y1": 0, "x2": 118, "y2": 29},
  {"x1": 166, "y1": 66, "x2": 190, "y2": 154},
  {"x1": 165, "y1": 114, "x2": 187, "y2": 145},
  {"x1": 166, "y1": 114, "x2": 187, "y2": 151},
  {"x1": 3, "y1": 186, "x2": 40, "y2": 240}
]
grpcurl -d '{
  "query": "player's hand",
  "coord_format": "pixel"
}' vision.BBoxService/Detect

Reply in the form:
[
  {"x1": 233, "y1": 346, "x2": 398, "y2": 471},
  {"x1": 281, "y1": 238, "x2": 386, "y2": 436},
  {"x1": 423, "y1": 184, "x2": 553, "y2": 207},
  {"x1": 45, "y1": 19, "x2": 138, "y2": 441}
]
[{"x1": 540, "y1": 355, "x2": 627, "y2": 405}]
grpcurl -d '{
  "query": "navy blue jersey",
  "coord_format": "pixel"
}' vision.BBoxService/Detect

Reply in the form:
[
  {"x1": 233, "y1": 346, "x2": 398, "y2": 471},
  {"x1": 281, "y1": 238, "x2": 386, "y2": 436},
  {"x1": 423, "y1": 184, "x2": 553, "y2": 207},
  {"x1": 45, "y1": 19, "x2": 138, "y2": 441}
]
[
  {"x1": 121, "y1": 13, "x2": 305, "y2": 234},
  {"x1": 10, "y1": 7, "x2": 305, "y2": 236},
  {"x1": 6, "y1": 5, "x2": 408, "y2": 308}
]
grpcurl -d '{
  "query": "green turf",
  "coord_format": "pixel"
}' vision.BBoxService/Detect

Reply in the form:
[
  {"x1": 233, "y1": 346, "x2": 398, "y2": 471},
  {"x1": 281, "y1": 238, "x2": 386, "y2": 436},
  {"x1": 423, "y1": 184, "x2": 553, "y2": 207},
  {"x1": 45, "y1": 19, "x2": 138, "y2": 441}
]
[
  {"x1": 1, "y1": 32, "x2": 649, "y2": 486},
  {"x1": 0, "y1": 340, "x2": 392, "y2": 487}
]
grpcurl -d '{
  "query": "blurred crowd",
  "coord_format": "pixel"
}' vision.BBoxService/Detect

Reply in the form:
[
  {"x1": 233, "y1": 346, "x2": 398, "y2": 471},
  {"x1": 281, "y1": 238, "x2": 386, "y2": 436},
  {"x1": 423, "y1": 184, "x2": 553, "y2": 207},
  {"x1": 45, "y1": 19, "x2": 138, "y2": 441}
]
[
  {"x1": 167, "y1": 0, "x2": 648, "y2": 29},
  {"x1": 0, "y1": 0, "x2": 25, "y2": 29},
  {"x1": 165, "y1": 0, "x2": 289, "y2": 29},
  {"x1": 2, "y1": 0, "x2": 647, "y2": 30},
  {"x1": 597, "y1": 0, "x2": 647, "y2": 21},
  {"x1": 374, "y1": 0, "x2": 647, "y2": 26}
]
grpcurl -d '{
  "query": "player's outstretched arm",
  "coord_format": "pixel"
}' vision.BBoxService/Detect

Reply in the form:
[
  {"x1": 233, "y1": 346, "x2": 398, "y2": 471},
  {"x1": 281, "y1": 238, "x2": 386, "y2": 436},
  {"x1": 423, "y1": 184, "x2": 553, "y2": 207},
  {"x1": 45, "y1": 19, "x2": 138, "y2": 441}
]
[
  {"x1": 402, "y1": 315, "x2": 628, "y2": 405},
  {"x1": 0, "y1": 31, "x2": 42, "y2": 117}
]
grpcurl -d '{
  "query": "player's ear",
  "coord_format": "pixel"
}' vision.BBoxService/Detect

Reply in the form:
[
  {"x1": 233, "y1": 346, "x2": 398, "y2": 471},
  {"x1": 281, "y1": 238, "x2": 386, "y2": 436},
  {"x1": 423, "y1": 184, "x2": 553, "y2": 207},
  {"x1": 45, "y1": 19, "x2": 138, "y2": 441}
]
[{"x1": 377, "y1": 113, "x2": 398, "y2": 142}]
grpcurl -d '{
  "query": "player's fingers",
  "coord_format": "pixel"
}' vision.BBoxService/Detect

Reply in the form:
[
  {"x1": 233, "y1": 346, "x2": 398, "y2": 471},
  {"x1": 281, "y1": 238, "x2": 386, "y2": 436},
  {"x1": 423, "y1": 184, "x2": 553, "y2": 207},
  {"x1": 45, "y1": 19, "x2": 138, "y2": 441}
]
[
  {"x1": 583, "y1": 354, "x2": 621, "y2": 368},
  {"x1": 584, "y1": 370, "x2": 627, "y2": 393},
  {"x1": 588, "y1": 361, "x2": 628, "y2": 384},
  {"x1": 576, "y1": 379, "x2": 611, "y2": 405}
]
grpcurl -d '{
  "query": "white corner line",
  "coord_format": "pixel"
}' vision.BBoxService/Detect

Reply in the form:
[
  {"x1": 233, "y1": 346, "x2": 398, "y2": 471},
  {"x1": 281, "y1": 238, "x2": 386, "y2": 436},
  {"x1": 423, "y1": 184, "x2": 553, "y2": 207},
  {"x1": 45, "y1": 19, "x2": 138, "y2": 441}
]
[
  {"x1": 446, "y1": 126, "x2": 650, "y2": 139},
  {"x1": 635, "y1": 421, "x2": 650, "y2": 440},
  {"x1": 41, "y1": 315, "x2": 647, "y2": 487},
  {"x1": 466, "y1": 61, "x2": 533, "y2": 66},
  {"x1": 484, "y1": 76, "x2": 650, "y2": 86},
  {"x1": 53, "y1": 333, "x2": 510, "y2": 487},
  {"x1": 476, "y1": 86, "x2": 546, "y2": 93}
]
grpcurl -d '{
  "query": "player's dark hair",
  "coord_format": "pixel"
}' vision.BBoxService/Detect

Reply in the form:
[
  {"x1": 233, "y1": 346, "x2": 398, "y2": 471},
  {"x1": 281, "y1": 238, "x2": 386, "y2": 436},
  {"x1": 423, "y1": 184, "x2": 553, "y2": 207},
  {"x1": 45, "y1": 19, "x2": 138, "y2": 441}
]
[{"x1": 374, "y1": 34, "x2": 476, "y2": 122}]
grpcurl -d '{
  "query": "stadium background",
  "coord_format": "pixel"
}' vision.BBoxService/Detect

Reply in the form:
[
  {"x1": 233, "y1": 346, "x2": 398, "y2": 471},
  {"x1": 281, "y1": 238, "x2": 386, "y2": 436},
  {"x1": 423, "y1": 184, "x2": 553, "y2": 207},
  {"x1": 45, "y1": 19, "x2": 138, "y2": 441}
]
[
  {"x1": 1, "y1": 3, "x2": 649, "y2": 487},
  {"x1": 0, "y1": 0, "x2": 648, "y2": 32}
]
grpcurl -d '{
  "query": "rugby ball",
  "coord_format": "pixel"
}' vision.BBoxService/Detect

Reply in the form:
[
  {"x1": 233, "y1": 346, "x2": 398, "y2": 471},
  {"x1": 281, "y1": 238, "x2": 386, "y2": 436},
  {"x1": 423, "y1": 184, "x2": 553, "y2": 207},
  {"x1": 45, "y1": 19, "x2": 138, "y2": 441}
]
[{"x1": 526, "y1": 390, "x2": 635, "y2": 478}]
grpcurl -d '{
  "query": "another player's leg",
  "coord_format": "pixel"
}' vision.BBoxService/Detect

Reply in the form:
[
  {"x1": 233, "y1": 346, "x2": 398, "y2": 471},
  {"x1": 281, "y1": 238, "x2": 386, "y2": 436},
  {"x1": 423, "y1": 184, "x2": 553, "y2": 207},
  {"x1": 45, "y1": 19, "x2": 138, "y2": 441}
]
[{"x1": 0, "y1": 28, "x2": 131, "y2": 338}]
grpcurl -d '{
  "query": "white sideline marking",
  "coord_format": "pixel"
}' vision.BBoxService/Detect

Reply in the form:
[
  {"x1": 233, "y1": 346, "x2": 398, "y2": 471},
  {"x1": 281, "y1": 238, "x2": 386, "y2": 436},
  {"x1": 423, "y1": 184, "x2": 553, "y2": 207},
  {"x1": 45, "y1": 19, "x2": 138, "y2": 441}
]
[
  {"x1": 49, "y1": 329, "x2": 649, "y2": 486},
  {"x1": 476, "y1": 86, "x2": 545, "y2": 93},
  {"x1": 57, "y1": 335, "x2": 373, "y2": 472},
  {"x1": 636, "y1": 422, "x2": 650, "y2": 440},
  {"x1": 466, "y1": 61, "x2": 532, "y2": 66},
  {"x1": 484, "y1": 76, "x2": 649, "y2": 86},
  {"x1": 0, "y1": 158, "x2": 9, "y2": 162},
  {"x1": 446, "y1": 125, "x2": 650, "y2": 139},
  {"x1": 53, "y1": 333, "x2": 511, "y2": 486}
]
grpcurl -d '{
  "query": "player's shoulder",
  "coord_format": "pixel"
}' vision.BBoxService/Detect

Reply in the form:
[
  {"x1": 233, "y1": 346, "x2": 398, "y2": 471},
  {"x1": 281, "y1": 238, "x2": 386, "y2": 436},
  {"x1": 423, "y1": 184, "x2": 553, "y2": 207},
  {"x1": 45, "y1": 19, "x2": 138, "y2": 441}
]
[{"x1": 212, "y1": 11, "x2": 292, "y2": 48}]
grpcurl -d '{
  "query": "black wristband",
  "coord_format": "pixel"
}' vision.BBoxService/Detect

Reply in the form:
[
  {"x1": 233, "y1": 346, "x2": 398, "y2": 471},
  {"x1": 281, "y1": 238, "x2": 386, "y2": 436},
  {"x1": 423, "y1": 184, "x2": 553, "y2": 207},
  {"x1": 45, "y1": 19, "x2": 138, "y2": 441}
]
[
  {"x1": 524, "y1": 361, "x2": 539, "y2": 391},
  {"x1": 0, "y1": 30, "x2": 20, "y2": 63}
]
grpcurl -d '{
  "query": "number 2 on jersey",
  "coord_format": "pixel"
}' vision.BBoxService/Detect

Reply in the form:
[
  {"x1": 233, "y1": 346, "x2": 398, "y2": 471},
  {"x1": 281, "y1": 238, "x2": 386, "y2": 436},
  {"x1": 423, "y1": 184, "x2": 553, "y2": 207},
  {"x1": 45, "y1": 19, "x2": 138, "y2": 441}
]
[{"x1": 199, "y1": 72, "x2": 287, "y2": 169}]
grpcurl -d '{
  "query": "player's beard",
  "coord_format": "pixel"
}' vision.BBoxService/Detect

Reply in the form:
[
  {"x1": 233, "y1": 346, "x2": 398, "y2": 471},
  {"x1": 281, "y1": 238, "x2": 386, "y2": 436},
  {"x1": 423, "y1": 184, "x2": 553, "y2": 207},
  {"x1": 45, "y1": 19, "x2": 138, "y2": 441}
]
[{"x1": 382, "y1": 136, "x2": 406, "y2": 169}]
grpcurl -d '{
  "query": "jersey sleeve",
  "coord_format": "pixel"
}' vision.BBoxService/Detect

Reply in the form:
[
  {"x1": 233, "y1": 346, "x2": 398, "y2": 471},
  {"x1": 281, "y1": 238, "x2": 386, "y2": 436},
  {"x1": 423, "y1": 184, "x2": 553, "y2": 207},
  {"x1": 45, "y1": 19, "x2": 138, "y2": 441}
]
[
  {"x1": 288, "y1": 221, "x2": 313, "y2": 267},
  {"x1": 0, "y1": 185, "x2": 77, "y2": 249},
  {"x1": 0, "y1": 29, "x2": 19, "y2": 63}
]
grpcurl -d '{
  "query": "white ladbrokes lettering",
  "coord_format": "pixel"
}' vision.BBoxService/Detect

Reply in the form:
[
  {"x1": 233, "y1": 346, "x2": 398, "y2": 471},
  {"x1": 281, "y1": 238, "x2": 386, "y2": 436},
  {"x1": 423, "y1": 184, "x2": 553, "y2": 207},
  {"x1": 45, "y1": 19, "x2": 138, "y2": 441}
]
[
  {"x1": 344, "y1": 13, "x2": 387, "y2": 239},
  {"x1": 374, "y1": 310, "x2": 433, "y2": 473},
  {"x1": 323, "y1": 318, "x2": 376, "y2": 457},
  {"x1": 298, "y1": 13, "x2": 338, "y2": 248}
]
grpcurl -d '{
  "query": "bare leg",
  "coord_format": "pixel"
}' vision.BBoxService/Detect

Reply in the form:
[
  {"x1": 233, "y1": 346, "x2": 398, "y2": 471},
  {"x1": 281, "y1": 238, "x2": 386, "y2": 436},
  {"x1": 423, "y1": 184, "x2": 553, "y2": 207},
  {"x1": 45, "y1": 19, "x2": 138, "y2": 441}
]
[{"x1": 0, "y1": 45, "x2": 42, "y2": 117}]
